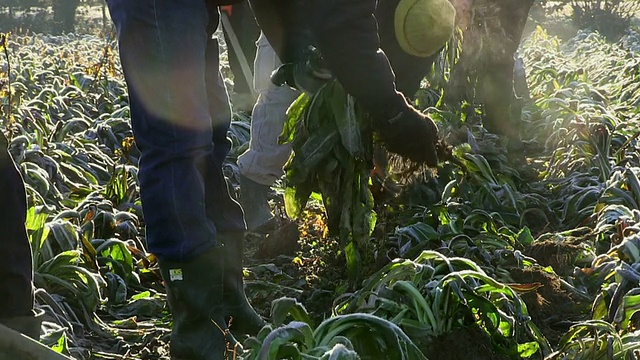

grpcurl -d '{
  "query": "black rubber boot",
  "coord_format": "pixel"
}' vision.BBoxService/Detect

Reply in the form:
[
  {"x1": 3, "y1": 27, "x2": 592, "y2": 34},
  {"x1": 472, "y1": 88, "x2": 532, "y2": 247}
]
[
  {"x1": 0, "y1": 309, "x2": 43, "y2": 340},
  {"x1": 239, "y1": 174, "x2": 273, "y2": 231},
  {"x1": 159, "y1": 246, "x2": 239, "y2": 360},
  {"x1": 219, "y1": 232, "x2": 266, "y2": 336}
]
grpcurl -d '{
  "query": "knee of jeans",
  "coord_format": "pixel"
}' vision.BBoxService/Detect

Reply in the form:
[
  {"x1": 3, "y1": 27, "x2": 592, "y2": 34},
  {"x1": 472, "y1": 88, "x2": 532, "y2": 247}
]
[{"x1": 141, "y1": 130, "x2": 214, "y2": 160}]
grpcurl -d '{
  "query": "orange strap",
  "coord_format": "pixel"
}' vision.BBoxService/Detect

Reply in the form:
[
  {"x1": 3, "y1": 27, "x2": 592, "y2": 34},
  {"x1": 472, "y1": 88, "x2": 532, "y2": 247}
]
[{"x1": 221, "y1": 5, "x2": 233, "y2": 16}]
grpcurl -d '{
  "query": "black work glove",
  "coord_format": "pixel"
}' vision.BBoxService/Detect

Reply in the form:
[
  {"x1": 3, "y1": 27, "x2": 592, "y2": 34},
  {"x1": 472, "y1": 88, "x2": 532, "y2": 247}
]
[
  {"x1": 373, "y1": 106, "x2": 439, "y2": 167},
  {"x1": 271, "y1": 47, "x2": 333, "y2": 94}
]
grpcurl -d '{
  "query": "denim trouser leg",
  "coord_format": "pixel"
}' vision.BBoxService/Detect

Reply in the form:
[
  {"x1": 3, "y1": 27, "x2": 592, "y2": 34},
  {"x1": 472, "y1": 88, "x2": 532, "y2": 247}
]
[
  {"x1": 204, "y1": 30, "x2": 246, "y2": 234},
  {"x1": 0, "y1": 134, "x2": 34, "y2": 318},
  {"x1": 107, "y1": 0, "x2": 245, "y2": 262}
]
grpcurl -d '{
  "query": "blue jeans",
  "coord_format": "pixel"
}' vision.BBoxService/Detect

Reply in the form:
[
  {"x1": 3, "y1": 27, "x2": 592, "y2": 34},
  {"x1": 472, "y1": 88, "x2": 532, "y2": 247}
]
[{"x1": 107, "y1": 0, "x2": 245, "y2": 262}]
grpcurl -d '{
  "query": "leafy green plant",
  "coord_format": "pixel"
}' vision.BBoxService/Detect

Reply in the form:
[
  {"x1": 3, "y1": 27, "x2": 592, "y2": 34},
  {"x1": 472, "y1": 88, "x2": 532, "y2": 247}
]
[
  {"x1": 546, "y1": 320, "x2": 640, "y2": 359},
  {"x1": 34, "y1": 249, "x2": 105, "y2": 326},
  {"x1": 243, "y1": 297, "x2": 427, "y2": 360},
  {"x1": 568, "y1": 0, "x2": 640, "y2": 40},
  {"x1": 334, "y1": 250, "x2": 550, "y2": 357},
  {"x1": 280, "y1": 81, "x2": 375, "y2": 281},
  {"x1": 1, "y1": 33, "x2": 156, "y2": 356}
]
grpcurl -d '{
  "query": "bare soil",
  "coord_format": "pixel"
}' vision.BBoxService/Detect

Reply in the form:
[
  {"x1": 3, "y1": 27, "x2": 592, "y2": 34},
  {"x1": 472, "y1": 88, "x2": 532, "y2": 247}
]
[
  {"x1": 253, "y1": 219, "x2": 301, "y2": 259},
  {"x1": 424, "y1": 326, "x2": 512, "y2": 360},
  {"x1": 509, "y1": 266, "x2": 586, "y2": 345},
  {"x1": 526, "y1": 239, "x2": 586, "y2": 276}
]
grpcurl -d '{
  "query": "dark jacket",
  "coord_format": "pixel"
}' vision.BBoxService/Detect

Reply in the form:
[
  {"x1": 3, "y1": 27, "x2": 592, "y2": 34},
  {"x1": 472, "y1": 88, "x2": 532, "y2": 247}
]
[{"x1": 251, "y1": 0, "x2": 433, "y2": 120}]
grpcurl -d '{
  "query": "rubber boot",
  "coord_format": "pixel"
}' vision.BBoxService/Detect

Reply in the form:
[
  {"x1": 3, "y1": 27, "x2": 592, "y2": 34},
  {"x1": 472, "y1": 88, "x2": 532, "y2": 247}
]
[
  {"x1": 239, "y1": 174, "x2": 273, "y2": 231},
  {"x1": 159, "y1": 246, "x2": 239, "y2": 360},
  {"x1": 219, "y1": 232, "x2": 266, "y2": 336},
  {"x1": 0, "y1": 309, "x2": 43, "y2": 340},
  {"x1": 0, "y1": 308, "x2": 72, "y2": 360}
]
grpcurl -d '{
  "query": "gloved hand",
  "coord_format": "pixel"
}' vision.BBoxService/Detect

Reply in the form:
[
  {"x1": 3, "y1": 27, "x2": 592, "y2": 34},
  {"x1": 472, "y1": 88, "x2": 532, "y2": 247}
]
[
  {"x1": 271, "y1": 47, "x2": 333, "y2": 94},
  {"x1": 373, "y1": 106, "x2": 439, "y2": 167}
]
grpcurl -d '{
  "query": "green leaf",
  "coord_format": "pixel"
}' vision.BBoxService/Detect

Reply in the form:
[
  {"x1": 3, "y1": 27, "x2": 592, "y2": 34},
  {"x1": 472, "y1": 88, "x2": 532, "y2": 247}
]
[
  {"x1": 284, "y1": 185, "x2": 308, "y2": 220},
  {"x1": 396, "y1": 222, "x2": 439, "y2": 244},
  {"x1": 619, "y1": 289, "x2": 640, "y2": 330},
  {"x1": 319, "y1": 343, "x2": 361, "y2": 360},
  {"x1": 330, "y1": 84, "x2": 363, "y2": 158},
  {"x1": 260, "y1": 321, "x2": 315, "y2": 359},
  {"x1": 280, "y1": 93, "x2": 311, "y2": 145},
  {"x1": 26, "y1": 205, "x2": 49, "y2": 231},
  {"x1": 344, "y1": 242, "x2": 360, "y2": 284},
  {"x1": 108, "y1": 293, "x2": 164, "y2": 319},
  {"x1": 47, "y1": 219, "x2": 79, "y2": 252},
  {"x1": 270, "y1": 297, "x2": 313, "y2": 327},
  {"x1": 26, "y1": 206, "x2": 51, "y2": 266},
  {"x1": 287, "y1": 123, "x2": 340, "y2": 185},
  {"x1": 51, "y1": 332, "x2": 68, "y2": 354},
  {"x1": 313, "y1": 313, "x2": 427, "y2": 360},
  {"x1": 517, "y1": 227, "x2": 534, "y2": 246},
  {"x1": 131, "y1": 290, "x2": 151, "y2": 301},
  {"x1": 517, "y1": 341, "x2": 540, "y2": 357},
  {"x1": 95, "y1": 239, "x2": 135, "y2": 282}
]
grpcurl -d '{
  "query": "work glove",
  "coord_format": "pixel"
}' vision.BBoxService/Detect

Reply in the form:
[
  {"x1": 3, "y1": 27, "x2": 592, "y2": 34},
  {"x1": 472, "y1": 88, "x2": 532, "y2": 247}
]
[
  {"x1": 271, "y1": 46, "x2": 333, "y2": 94},
  {"x1": 271, "y1": 46, "x2": 439, "y2": 166},
  {"x1": 373, "y1": 106, "x2": 439, "y2": 167}
]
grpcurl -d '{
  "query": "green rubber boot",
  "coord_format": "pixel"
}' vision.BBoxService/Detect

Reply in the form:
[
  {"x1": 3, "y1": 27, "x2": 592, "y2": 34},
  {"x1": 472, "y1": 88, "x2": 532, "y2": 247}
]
[
  {"x1": 219, "y1": 232, "x2": 266, "y2": 336},
  {"x1": 159, "y1": 246, "x2": 239, "y2": 360}
]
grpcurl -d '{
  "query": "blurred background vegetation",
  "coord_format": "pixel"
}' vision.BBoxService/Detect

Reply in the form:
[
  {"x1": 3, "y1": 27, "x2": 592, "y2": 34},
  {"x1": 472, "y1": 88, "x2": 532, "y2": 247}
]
[
  {"x1": 0, "y1": 0, "x2": 108, "y2": 35},
  {"x1": 0, "y1": 1, "x2": 638, "y2": 39},
  {"x1": 529, "y1": 0, "x2": 640, "y2": 40}
]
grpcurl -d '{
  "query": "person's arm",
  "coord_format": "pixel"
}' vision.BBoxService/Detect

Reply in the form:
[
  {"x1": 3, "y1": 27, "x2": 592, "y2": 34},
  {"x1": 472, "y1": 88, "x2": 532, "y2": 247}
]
[
  {"x1": 375, "y1": 0, "x2": 437, "y2": 98},
  {"x1": 250, "y1": 0, "x2": 440, "y2": 165},
  {"x1": 251, "y1": 0, "x2": 408, "y2": 117},
  {"x1": 248, "y1": 0, "x2": 308, "y2": 64},
  {"x1": 308, "y1": 0, "x2": 409, "y2": 119}
]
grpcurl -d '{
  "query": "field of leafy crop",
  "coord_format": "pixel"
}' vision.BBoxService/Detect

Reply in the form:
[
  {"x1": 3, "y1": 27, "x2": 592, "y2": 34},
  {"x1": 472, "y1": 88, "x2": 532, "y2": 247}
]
[{"x1": 2, "y1": 17, "x2": 640, "y2": 360}]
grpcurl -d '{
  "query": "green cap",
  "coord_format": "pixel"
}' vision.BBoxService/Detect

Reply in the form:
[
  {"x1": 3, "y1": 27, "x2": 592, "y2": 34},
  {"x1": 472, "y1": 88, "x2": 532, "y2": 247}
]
[{"x1": 395, "y1": 0, "x2": 457, "y2": 57}]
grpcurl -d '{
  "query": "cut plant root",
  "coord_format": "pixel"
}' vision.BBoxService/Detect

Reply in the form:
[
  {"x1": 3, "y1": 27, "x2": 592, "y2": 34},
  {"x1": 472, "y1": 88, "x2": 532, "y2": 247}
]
[{"x1": 386, "y1": 138, "x2": 458, "y2": 183}]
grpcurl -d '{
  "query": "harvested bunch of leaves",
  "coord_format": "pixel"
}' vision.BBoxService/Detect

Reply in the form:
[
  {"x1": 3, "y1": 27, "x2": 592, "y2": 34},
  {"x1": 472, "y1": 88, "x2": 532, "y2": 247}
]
[
  {"x1": 280, "y1": 81, "x2": 377, "y2": 280},
  {"x1": 281, "y1": 78, "x2": 450, "y2": 280}
]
